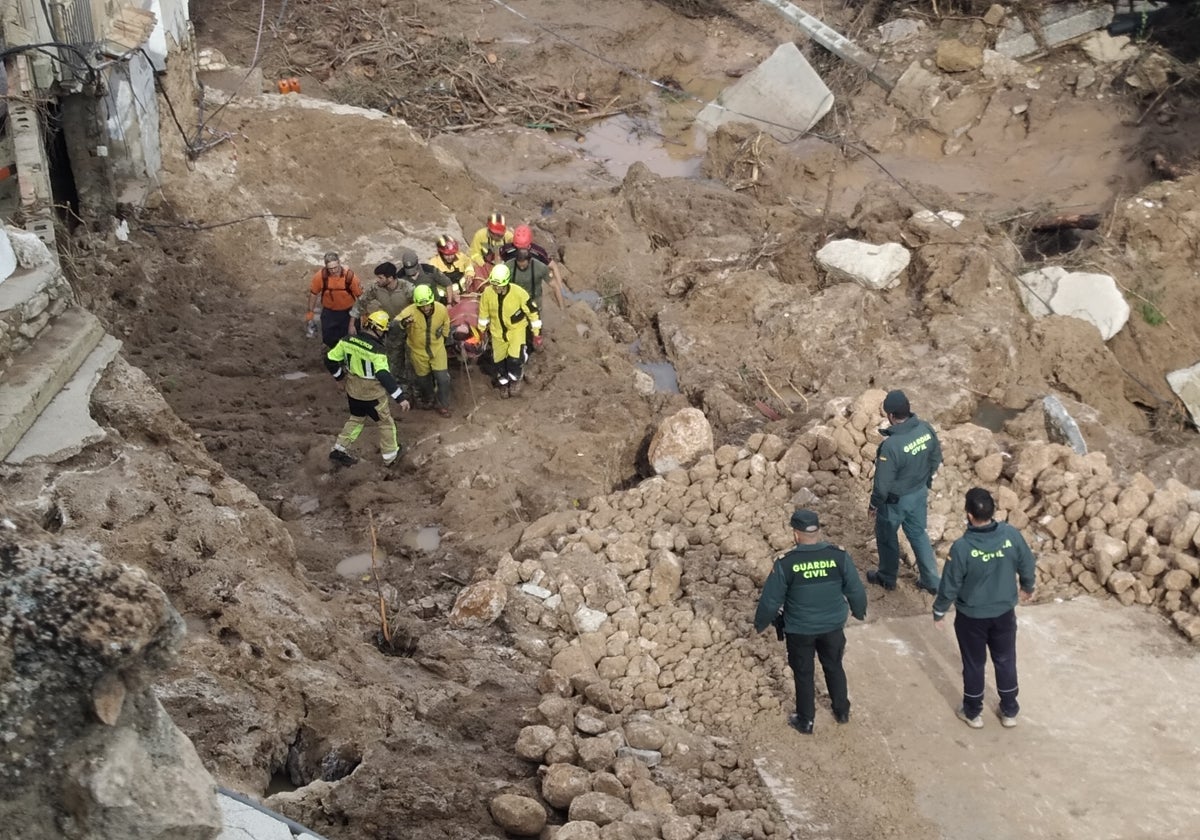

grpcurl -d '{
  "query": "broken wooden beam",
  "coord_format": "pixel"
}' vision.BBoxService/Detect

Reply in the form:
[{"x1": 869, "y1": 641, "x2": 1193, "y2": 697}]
[{"x1": 1030, "y1": 213, "x2": 1103, "y2": 232}]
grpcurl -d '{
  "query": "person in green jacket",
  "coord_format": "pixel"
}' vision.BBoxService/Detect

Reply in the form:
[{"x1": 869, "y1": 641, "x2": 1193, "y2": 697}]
[
  {"x1": 754, "y1": 509, "x2": 867, "y2": 735},
  {"x1": 934, "y1": 487, "x2": 1037, "y2": 729},
  {"x1": 867, "y1": 389, "x2": 943, "y2": 594}
]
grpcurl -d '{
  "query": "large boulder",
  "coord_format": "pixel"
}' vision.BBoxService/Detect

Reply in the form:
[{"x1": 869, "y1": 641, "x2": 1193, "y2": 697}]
[
  {"x1": 448, "y1": 579, "x2": 508, "y2": 628},
  {"x1": 568, "y1": 792, "x2": 631, "y2": 826},
  {"x1": 1016, "y1": 267, "x2": 1130, "y2": 340},
  {"x1": 490, "y1": 794, "x2": 547, "y2": 836},
  {"x1": 542, "y1": 763, "x2": 593, "y2": 808},
  {"x1": 648, "y1": 408, "x2": 713, "y2": 474},
  {"x1": 0, "y1": 512, "x2": 221, "y2": 839},
  {"x1": 815, "y1": 239, "x2": 911, "y2": 290}
]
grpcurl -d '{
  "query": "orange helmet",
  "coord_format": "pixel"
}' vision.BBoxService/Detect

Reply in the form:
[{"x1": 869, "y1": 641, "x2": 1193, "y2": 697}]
[
  {"x1": 486, "y1": 212, "x2": 506, "y2": 236},
  {"x1": 436, "y1": 235, "x2": 459, "y2": 258},
  {"x1": 513, "y1": 225, "x2": 533, "y2": 249}
]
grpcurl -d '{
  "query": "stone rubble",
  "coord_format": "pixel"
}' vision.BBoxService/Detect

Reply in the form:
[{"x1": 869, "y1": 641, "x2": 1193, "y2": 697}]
[{"x1": 479, "y1": 387, "x2": 1200, "y2": 835}]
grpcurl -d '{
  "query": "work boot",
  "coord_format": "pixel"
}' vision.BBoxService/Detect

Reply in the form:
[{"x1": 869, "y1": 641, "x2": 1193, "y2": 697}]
[
  {"x1": 436, "y1": 406, "x2": 451, "y2": 418},
  {"x1": 787, "y1": 714, "x2": 814, "y2": 735},
  {"x1": 867, "y1": 570, "x2": 896, "y2": 591},
  {"x1": 499, "y1": 385, "x2": 511, "y2": 399},
  {"x1": 915, "y1": 581, "x2": 939, "y2": 595},
  {"x1": 382, "y1": 445, "x2": 402, "y2": 466},
  {"x1": 329, "y1": 449, "x2": 356, "y2": 467},
  {"x1": 509, "y1": 380, "x2": 523, "y2": 396}
]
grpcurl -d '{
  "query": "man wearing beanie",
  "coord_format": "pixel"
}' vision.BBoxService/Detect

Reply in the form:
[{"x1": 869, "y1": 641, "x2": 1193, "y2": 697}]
[
  {"x1": 867, "y1": 389, "x2": 943, "y2": 594},
  {"x1": 754, "y1": 509, "x2": 866, "y2": 735}
]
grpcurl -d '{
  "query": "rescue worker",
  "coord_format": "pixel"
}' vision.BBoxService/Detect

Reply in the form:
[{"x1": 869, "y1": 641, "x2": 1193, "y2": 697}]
[
  {"x1": 754, "y1": 509, "x2": 866, "y2": 735},
  {"x1": 306, "y1": 251, "x2": 363, "y2": 348},
  {"x1": 428, "y1": 235, "x2": 482, "y2": 296},
  {"x1": 324, "y1": 310, "x2": 411, "y2": 466},
  {"x1": 934, "y1": 488, "x2": 1036, "y2": 729},
  {"x1": 352, "y1": 262, "x2": 413, "y2": 372},
  {"x1": 398, "y1": 248, "x2": 457, "y2": 306},
  {"x1": 395, "y1": 284, "x2": 452, "y2": 417},
  {"x1": 468, "y1": 212, "x2": 514, "y2": 268},
  {"x1": 867, "y1": 389, "x2": 943, "y2": 595},
  {"x1": 501, "y1": 224, "x2": 564, "y2": 310},
  {"x1": 477, "y1": 263, "x2": 540, "y2": 398}
]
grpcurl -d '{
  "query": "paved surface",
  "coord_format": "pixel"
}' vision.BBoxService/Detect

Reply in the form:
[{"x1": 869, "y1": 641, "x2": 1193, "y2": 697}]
[{"x1": 753, "y1": 597, "x2": 1200, "y2": 840}]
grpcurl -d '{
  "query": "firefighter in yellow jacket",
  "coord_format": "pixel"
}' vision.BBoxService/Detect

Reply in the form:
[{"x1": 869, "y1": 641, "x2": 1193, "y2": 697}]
[
  {"x1": 395, "y1": 284, "x2": 452, "y2": 417},
  {"x1": 478, "y1": 263, "x2": 541, "y2": 398},
  {"x1": 324, "y1": 310, "x2": 411, "y2": 466}
]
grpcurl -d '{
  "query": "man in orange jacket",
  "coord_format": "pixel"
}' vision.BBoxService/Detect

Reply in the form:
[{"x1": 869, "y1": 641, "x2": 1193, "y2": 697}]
[{"x1": 306, "y1": 251, "x2": 363, "y2": 348}]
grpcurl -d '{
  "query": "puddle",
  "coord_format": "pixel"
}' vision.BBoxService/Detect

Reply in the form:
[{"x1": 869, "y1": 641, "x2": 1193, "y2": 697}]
[
  {"x1": 415, "y1": 526, "x2": 441, "y2": 552},
  {"x1": 637, "y1": 361, "x2": 680, "y2": 393},
  {"x1": 578, "y1": 113, "x2": 704, "y2": 179},
  {"x1": 280, "y1": 371, "x2": 309, "y2": 381},
  {"x1": 335, "y1": 552, "x2": 380, "y2": 578},
  {"x1": 972, "y1": 399, "x2": 1022, "y2": 432}
]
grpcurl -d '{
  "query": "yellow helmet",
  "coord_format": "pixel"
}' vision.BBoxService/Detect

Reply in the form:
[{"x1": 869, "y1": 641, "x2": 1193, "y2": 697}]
[
  {"x1": 489, "y1": 264, "x2": 511, "y2": 287},
  {"x1": 364, "y1": 310, "x2": 390, "y2": 332},
  {"x1": 412, "y1": 284, "x2": 435, "y2": 306}
]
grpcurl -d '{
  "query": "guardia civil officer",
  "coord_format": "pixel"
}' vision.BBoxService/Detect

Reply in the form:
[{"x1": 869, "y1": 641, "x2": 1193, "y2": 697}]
[
  {"x1": 933, "y1": 488, "x2": 1036, "y2": 729},
  {"x1": 867, "y1": 389, "x2": 943, "y2": 594},
  {"x1": 753, "y1": 509, "x2": 867, "y2": 735}
]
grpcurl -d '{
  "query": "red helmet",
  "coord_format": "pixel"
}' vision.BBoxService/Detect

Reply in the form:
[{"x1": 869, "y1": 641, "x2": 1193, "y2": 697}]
[
  {"x1": 486, "y1": 212, "x2": 506, "y2": 236},
  {"x1": 513, "y1": 224, "x2": 533, "y2": 249},
  {"x1": 436, "y1": 235, "x2": 459, "y2": 258}
]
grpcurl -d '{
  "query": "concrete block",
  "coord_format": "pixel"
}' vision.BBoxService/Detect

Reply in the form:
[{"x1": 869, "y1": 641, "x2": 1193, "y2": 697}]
[
  {"x1": 7, "y1": 335, "x2": 122, "y2": 464},
  {"x1": 696, "y1": 43, "x2": 833, "y2": 142},
  {"x1": 996, "y1": 3, "x2": 1115, "y2": 58},
  {"x1": 0, "y1": 307, "x2": 105, "y2": 461},
  {"x1": 1016, "y1": 266, "x2": 1130, "y2": 341},
  {"x1": 1167, "y1": 361, "x2": 1200, "y2": 428}
]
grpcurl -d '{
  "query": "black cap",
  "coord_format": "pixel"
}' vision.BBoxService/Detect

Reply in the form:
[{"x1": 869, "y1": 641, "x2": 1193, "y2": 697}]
[
  {"x1": 790, "y1": 509, "x2": 820, "y2": 532},
  {"x1": 883, "y1": 390, "x2": 910, "y2": 415}
]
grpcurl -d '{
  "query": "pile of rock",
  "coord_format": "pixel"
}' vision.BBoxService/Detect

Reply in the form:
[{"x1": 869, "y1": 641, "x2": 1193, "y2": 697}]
[{"x1": 474, "y1": 393, "x2": 1200, "y2": 835}]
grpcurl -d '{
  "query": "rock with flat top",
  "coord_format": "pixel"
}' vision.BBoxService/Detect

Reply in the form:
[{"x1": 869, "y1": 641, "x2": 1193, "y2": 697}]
[
  {"x1": 648, "y1": 408, "x2": 713, "y2": 475},
  {"x1": 1016, "y1": 267, "x2": 1129, "y2": 341},
  {"x1": 816, "y1": 239, "x2": 911, "y2": 290}
]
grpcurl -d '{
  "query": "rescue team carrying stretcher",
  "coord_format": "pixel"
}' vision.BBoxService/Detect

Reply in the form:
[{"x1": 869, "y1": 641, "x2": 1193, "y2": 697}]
[{"x1": 304, "y1": 213, "x2": 564, "y2": 467}]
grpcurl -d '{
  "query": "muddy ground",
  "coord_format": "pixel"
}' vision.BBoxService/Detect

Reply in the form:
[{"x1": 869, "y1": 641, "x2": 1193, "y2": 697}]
[{"x1": 10, "y1": 0, "x2": 1200, "y2": 837}]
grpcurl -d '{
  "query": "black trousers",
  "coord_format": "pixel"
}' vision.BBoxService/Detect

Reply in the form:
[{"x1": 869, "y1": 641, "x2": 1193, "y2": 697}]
[
  {"x1": 954, "y1": 609, "x2": 1019, "y2": 719},
  {"x1": 785, "y1": 628, "x2": 849, "y2": 723},
  {"x1": 321, "y1": 308, "x2": 352, "y2": 348}
]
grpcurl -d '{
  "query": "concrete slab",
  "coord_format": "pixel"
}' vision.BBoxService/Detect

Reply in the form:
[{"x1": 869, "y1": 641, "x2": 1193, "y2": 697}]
[
  {"x1": 0, "y1": 307, "x2": 105, "y2": 460},
  {"x1": 996, "y1": 2, "x2": 1115, "y2": 59},
  {"x1": 0, "y1": 263, "x2": 56, "y2": 313},
  {"x1": 695, "y1": 43, "x2": 833, "y2": 143},
  {"x1": 6, "y1": 335, "x2": 122, "y2": 464},
  {"x1": 217, "y1": 795, "x2": 294, "y2": 840},
  {"x1": 750, "y1": 597, "x2": 1200, "y2": 840}
]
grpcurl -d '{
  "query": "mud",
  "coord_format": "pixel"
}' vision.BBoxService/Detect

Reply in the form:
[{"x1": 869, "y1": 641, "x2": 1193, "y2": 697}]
[{"x1": 11, "y1": 0, "x2": 1200, "y2": 837}]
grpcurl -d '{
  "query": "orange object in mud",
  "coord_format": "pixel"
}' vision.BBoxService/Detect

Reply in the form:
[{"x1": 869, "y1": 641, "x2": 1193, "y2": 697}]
[{"x1": 277, "y1": 78, "x2": 301, "y2": 94}]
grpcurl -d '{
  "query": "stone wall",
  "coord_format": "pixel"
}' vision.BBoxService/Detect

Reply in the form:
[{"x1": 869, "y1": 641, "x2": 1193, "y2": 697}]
[
  {"x1": 468, "y1": 391, "x2": 1200, "y2": 837},
  {"x1": 0, "y1": 228, "x2": 72, "y2": 367}
]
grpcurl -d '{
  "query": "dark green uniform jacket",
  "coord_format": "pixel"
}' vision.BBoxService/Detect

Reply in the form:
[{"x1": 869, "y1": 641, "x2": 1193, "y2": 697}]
[
  {"x1": 870, "y1": 415, "x2": 943, "y2": 510},
  {"x1": 933, "y1": 521, "x2": 1037, "y2": 619},
  {"x1": 505, "y1": 257, "x2": 550, "y2": 309},
  {"x1": 754, "y1": 542, "x2": 867, "y2": 635}
]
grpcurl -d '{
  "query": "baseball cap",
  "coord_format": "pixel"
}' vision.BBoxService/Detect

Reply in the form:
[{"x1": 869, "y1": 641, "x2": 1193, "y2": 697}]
[
  {"x1": 790, "y1": 509, "x2": 820, "y2": 532},
  {"x1": 400, "y1": 249, "x2": 420, "y2": 277},
  {"x1": 883, "y1": 390, "x2": 910, "y2": 415}
]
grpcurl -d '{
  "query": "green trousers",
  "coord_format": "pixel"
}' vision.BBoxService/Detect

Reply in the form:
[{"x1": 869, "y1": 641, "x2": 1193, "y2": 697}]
[{"x1": 874, "y1": 487, "x2": 939, "y2": 589}]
